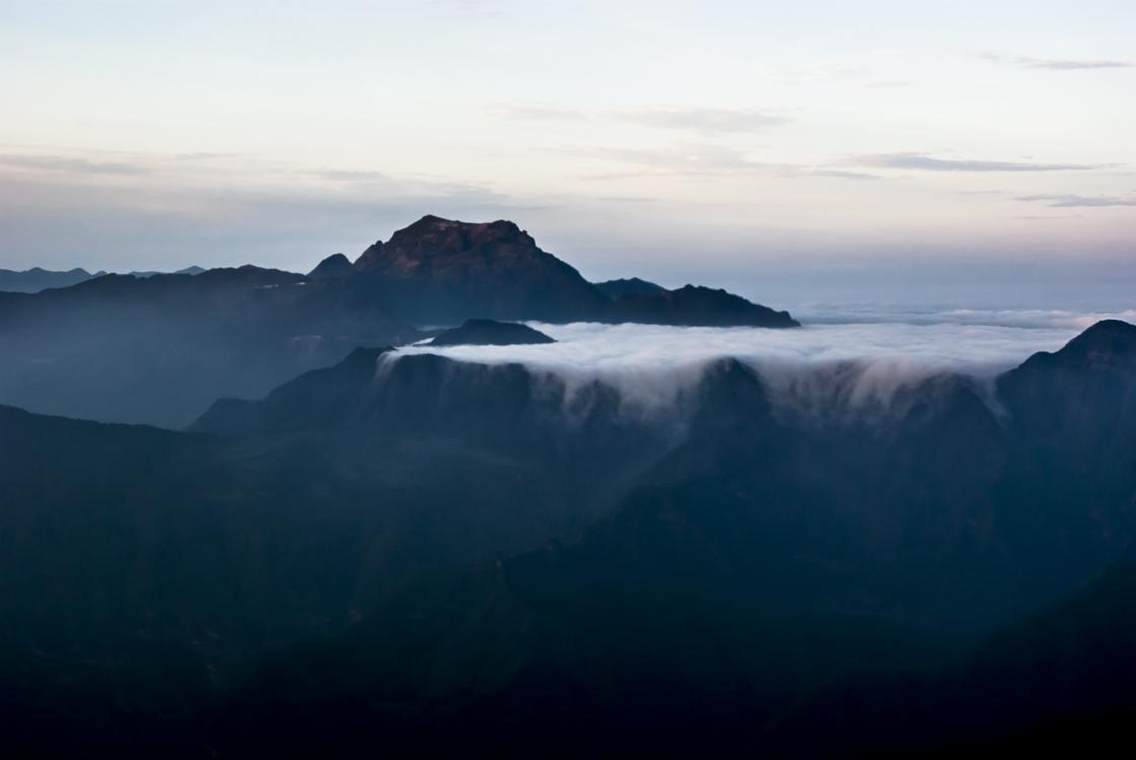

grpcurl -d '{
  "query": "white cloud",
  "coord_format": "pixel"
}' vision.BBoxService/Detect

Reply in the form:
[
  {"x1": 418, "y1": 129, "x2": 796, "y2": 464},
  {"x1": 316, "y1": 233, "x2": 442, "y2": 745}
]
[
  {"x1": 616, "y1": 107, "x2": 790, "y2": 135},
  {"x1": 983, "y1": 54, "x2": 1133, "y2": 71},
  {"x1": 1017, "y1": 194, "x2": 1136, "y2": 208},
  {"x1": 855, "y1": 153, "x2": 1102, "y2": 172},
  {"x1": 384, "y1": 312, "x2": 1133, "y2": 420}
]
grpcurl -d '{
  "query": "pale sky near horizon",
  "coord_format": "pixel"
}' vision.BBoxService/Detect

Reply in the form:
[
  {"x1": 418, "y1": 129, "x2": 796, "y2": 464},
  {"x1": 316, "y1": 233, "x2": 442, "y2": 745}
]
[{"x1": 1, "y1": 1, "x2": 1134, "y2": 302}]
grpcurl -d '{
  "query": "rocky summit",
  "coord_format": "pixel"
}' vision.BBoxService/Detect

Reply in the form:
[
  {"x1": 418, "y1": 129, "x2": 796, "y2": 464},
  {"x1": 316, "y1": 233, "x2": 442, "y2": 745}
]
[{"x1": 352, "y1": 215, "x2": 608, "y2": 324}]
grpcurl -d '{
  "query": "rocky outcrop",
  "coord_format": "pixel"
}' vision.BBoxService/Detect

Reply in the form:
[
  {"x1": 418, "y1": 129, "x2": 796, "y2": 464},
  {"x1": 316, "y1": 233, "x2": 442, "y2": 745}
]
[
  {"x1": 593, "y1": 277, "x2": 666, "y2": 301},
  {"x1": 607, "y1": 284, "x2": 800, "y2": 327},
  {"x1": 307, "y1": 253, "x2": 355, "y2": 280},
  {"x1": 429, "y1": 318, "x2": 555, "y2": 346}
]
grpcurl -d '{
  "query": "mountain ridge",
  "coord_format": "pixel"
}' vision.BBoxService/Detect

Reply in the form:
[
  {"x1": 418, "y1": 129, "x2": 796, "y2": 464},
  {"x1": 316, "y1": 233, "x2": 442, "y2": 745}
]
[{"x1": 348, "y1": 214, "x2": 798, "y2": 327}]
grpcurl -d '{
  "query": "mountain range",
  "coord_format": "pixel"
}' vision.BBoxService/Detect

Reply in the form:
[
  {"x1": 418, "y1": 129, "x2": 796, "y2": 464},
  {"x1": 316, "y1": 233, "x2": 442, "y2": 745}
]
[
  {"x1": 0, "y1": 215, "x2": 795, "y2": 427},
  {"x1": 1, "y1": 317, "x2": 1134, "y2": 754}
]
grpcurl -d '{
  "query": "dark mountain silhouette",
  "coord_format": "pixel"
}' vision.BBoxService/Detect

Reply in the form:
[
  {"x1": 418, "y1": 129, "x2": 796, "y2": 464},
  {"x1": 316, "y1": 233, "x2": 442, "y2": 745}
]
[
  {"x1": 352, "y1": 215, "x2": 611, "y2": 323},
  {"x1": 593, "y1": 276, "x2": 667, "y2": 300},
  {"x1": 429, "y1": 318, "x2": 555, "y2": 346},
  {"x1": 609, "y1": 283, "x2": 800, "y2": 327},
  {"x1": 0, "y1": 266, "x2": 98, "y2": 292},
  {"x1": 1, "y1": 320, "x2": 1134, "y2": 754}
]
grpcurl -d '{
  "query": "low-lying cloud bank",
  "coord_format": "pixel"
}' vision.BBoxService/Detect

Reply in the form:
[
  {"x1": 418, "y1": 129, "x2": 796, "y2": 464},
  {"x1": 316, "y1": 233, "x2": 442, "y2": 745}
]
[{"x1": 385, "y1": 311, "x2": 1133, "y2": 420}]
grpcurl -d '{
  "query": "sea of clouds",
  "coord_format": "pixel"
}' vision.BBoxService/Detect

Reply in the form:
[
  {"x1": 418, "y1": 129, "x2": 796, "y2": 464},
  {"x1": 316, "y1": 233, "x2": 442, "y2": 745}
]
[{"x1": 387, "y1": 308, "x2": 1136, "y2": 418}]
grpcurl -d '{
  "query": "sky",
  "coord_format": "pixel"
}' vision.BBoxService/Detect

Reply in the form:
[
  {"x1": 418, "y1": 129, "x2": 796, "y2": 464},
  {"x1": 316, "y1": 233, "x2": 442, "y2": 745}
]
[{"x1": 1, "y1": 0, "x2": 1134, "y2": 306}]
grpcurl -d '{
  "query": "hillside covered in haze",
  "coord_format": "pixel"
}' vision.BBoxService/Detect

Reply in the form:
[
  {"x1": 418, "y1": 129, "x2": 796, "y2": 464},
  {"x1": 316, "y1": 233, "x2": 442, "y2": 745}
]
[{"x1": 1, "y1": 310, "x2": 1135, "y2": 754}]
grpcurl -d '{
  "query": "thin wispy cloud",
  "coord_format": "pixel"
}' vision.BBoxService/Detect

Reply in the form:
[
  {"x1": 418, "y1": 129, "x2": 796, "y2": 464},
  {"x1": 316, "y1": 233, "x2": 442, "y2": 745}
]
[
  {"x1": 496, "y1": 105, "x2": 789, "y2": 135},
  {"x1": 569, "y1": 145, "x2": 891, "y2": 181},
  {"x1": 174, "y1": 152, "x2": 242, "y2": 162},
  {"x1": 490, "y1": 104, "x2": 588, "y2": 121},
  {"x1": 1017, "y1": 194, "x2": 1136, "y2": 208},
  {"x1": 597, "y1": 196, "x2": 659, "y2": 204},
  {"x1": 809, "y1": 169, "x2": 884, "y2": 181},
  {"x1": 0, "y1": 153, "x2": 149, "y2": 176},
  {"x1": 305, "y1": 168, "x2": 394, "y2": 183},
  {"x1": 568, "y1": 143, "x2": 778, "y2": 178},
  {"x1": 983, "y1": 53, "x2": 1132, "y2": 70},
  {"x1": 855, "y1": 153, "x2": 1102, "y2": 172},
  {"x1": 617, "y1": 107, "x2": 790, "y2": 135}
]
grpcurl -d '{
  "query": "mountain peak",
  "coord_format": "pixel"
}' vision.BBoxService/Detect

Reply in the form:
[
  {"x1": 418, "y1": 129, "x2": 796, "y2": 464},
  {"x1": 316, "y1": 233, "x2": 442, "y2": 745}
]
[
  {"x1": 308, "y1": 253, "x2": 354, "y2": 280},
  {"x1": 1065, "y1": 319, "x2": 1136, "y2": 354},
  {"x1": 347, "y1": 215, "x2": 604, "y2": 323},
  {"x1": 355, "y1": 215, "x2": 534, "y2": 274},
  {"x1": 593, "y1": 277, "x2": 666, "y2": 301},
  {"x1": 1017, "y1": 319, "x2": 1136, "y2": 373}
]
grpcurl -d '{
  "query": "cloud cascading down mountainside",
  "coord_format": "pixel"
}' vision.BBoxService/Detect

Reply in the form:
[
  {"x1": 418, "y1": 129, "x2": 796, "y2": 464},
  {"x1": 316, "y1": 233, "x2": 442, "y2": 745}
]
[{"x1": 391, "y1": 318, "x2": 1109, "y2": 419}]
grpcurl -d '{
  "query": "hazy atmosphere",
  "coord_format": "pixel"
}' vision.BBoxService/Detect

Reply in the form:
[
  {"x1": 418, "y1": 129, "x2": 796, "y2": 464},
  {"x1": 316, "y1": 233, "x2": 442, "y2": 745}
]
[
  {"x1": 4, "y1": 3, "x2": 1136, "y2": 756},
  {"x1": 3, "y1": 1, "x2": 1134, "y2": 303}
]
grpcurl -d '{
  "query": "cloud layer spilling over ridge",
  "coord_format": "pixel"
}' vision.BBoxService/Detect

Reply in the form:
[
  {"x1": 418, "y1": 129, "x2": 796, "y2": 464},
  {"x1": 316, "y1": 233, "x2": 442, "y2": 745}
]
[{"x1": 386, "y1": 311, "x2": 1133, "y2": 419}]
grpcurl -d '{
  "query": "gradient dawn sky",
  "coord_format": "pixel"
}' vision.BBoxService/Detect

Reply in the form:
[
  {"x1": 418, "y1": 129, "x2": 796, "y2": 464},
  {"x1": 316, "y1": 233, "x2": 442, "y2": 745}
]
[{"x1": 1, "y1": 0, "x2": 1134, "y2": 302}]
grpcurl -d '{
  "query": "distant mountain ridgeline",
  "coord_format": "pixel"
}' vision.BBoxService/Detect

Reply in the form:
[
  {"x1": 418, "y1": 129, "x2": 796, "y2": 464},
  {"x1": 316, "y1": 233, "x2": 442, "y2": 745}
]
[
  {"x1": 1, "y1": 319, "x2": 1135, "y2": 754},
  {"x1": 0, "y1": 265, "x2": 204, "y2": 293},
  {"x1": 0, "y1": 215, "x2": 795, "y2": 427},
  {"x1": 0, "y1": 267, "x2": 98, "y2": 293}
]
